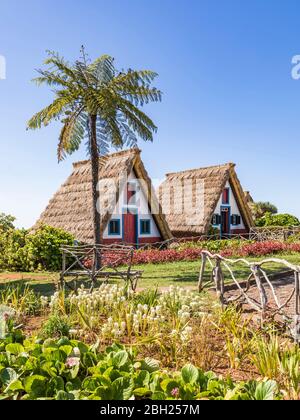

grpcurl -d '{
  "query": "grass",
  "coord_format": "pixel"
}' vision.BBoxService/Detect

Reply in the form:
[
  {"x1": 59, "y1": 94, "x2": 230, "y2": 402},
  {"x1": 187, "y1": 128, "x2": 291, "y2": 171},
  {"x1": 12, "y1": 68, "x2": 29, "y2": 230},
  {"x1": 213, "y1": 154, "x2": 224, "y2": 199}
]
[{"x1": 0, "y1": 253, "x2": 299, "y2": 295}]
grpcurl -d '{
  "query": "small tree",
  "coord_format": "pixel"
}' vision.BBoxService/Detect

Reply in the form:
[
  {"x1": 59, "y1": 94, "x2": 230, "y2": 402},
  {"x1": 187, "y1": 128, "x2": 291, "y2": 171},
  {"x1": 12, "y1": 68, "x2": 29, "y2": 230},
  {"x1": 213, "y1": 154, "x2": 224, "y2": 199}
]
[
  {"x1": 27, "y1": 48, "x2": 161, "y2": 252},
  {"x1": 256, "y1": 213, "x2": 300, "y2": 227},
  {"x1": 252, "y1": 202, "x2": 278, "y2": 219},
  {"x1": 0, "y1": 213, "x2": 15, "y2": 232}
]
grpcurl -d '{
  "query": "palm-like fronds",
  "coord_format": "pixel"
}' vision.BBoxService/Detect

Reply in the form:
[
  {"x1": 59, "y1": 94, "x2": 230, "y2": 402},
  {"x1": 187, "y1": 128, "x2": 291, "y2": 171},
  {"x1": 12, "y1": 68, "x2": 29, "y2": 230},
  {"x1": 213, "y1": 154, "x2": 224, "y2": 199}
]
[{"x1": 28, "y1": 49, "x2": 161, "y2": 162}]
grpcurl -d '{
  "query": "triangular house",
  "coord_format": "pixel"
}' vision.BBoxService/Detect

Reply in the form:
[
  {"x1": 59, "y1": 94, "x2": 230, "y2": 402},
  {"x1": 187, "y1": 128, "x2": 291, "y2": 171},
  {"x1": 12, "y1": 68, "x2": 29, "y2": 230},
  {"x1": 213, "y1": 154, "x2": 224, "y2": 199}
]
[
  {"x1": 158, "y1": 163, "x2": 254, "y2": 238},
  {"x1": 34, "y1": 149, "x2": 172, "y2": 245}
]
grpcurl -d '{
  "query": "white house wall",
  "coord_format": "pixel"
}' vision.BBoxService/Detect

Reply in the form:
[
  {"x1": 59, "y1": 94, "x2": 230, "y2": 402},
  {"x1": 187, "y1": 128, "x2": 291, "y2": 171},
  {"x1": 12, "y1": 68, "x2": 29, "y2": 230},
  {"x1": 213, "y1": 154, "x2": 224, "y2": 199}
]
[
  {"x1": 212, "y1": 181, "x2": 245, "y2": 230},
  {"x1": 103, "y1": 170, "x2": 161, "y2": 239}
]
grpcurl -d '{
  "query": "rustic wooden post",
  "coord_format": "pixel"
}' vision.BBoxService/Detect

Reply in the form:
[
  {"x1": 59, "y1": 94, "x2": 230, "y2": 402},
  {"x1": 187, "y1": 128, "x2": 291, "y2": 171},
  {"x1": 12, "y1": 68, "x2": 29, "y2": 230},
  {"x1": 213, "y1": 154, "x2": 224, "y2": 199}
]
[
  {"x1": 293, "y1": 271, "x2": 300, "y2": 342},
  {"x1": 91, "y1": 245, "x2": 97, "y2": 289},
  {"x1": 214, "y1": 257, "x2": 225, "y2": 307},
  {"x1": 252, "y1": 265, "x2": 268, "y2": 320},
  {"x1": 295, "y1": 271, "x2": 300, "y2": 316},
  {"x1": 198, "y1": 253, "x2": 207, "y2": 292},
  {"x1": 60, "y1": 250, "x2": 66, "y2": 290}
]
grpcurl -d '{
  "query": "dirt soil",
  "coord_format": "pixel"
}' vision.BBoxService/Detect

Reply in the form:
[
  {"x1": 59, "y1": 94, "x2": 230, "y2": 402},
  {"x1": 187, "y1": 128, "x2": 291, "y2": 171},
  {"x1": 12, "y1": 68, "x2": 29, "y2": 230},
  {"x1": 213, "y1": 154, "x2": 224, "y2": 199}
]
[{"x1": 223, "y1": 275, "x2": 296, "y2": 319}]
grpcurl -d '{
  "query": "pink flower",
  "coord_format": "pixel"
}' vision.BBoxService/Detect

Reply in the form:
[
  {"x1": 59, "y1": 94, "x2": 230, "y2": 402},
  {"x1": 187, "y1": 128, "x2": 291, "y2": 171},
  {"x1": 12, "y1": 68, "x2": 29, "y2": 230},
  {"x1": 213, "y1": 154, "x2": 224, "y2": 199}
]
[
  {"x1": 171, "y1": 387, "x2": 180, "y2": 398},
  {"x1": 66, "y1": 357, "x2": 80, "y2": 368}
]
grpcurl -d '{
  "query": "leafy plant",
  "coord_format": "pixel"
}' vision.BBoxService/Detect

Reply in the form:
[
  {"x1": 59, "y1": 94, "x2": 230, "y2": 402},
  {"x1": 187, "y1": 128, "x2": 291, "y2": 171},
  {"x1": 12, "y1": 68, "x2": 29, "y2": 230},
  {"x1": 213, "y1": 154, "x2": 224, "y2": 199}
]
[
  {"x1": 0, "y1": 285, "x2": 42, "y2": 318},
  {"x1": 40, "y1": 315, "x2": 72, "y2": 339},
  {"x1": 251, "y1": 334, "x2": 281, "y2": 379},
  {"x1": 279, "y1": 347, "x2": 300, "y2": 400},
  {"x1": 27, "y1": 49, "x2": 162, "y2": 248},
  {"x1": 0, "y1": 334, "x2": 282, "y2": 400},
  {"x1": 0, "y1": 213, "x2": 15, "y2": 233},
  {"x1": 0, "y1": 225, "x2": 74, "y2": 272},
  {"x1": 256, "y1": 213, "x2": 300, "y2": 227}
]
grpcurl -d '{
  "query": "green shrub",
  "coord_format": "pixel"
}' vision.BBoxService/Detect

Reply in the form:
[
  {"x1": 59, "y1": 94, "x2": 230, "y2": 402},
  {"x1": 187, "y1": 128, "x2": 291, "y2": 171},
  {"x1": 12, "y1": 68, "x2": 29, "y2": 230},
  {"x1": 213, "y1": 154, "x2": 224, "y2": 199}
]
[
  {"x1": 0, "y1": 229, "x2": 28, "y2": 271},
  {"x1": 0, "y1": 213, "x2": 16, "y2": 233},
  {"x1": 40, "y1": 315, "x2": 72, "y2": 339},
  {"x1": 256, "y1": 213, "x2": 300, "y2": 227},
  {"x1": 0, "y1": 225, "x2": 74, "y2": 272},
  {"x1": 26, "y1": 225, "x2": 74, "y2": 271},
  {"x1": 0, "y1": 335, "x2": 281, "y2": 400}
]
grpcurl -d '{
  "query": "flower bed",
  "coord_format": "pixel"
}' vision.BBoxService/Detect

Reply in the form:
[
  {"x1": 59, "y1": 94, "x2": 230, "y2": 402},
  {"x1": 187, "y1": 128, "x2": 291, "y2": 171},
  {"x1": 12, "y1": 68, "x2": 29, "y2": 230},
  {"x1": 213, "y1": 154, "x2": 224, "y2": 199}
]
[
  {"x1": 131, "y1": 241, "x2": 300, "y2": 266},
  {"x1": 1, "y1": 284, "x2": 300, "y2": 400},
  {"x1": 0, "y1": 333, "x2": 280, "y2": 400}
]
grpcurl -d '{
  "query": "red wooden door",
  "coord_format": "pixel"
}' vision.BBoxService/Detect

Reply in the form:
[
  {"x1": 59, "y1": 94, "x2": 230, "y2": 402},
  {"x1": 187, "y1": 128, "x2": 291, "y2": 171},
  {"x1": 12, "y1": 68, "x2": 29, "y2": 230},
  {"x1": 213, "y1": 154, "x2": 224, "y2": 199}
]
[
  {"x1": 221, "y1": 207, "x2": 230, "y2": 237},
  {"x1": 123, "y1": 211, "x2": 137, "y2": 245}
]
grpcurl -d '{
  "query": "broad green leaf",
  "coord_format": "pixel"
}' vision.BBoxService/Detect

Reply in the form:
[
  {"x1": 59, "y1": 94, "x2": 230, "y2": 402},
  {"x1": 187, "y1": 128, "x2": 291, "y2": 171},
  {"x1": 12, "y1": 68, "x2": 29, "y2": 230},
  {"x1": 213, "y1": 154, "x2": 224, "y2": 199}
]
[
  {"x1": 112, "y1": 351, "x2": 128, "y2": 368},
  {"x1": 140, "y1": 357, "x2": 160, "y2": 373},
  {"x1": 135, "y1": 370, "x2": 150, "y2": 387},
  {"x1": 59, "y1": 345, "x2": 73, "y2": 357},
  {"x1": 5, "y1": 343, "x2": 24, "y2": 355},
  {"x1": 133, "y1": 387, "x2": 152, "y2": 398},
  {"x1": 111, "y1": 377, "x2": 134, "y2": 400},
  {"x1": 56, "y1": 390, "x2": 75, "y2": 400},
  {"x1": 5, "y1": 379, "x2": 24, "y2": 393},
  {"x1": 0, "y1": 368, "x2": 18, "y2": 386},
  {"x1": 160, "y1": 379, "x2": 181, "y2": 398},
  {"x1": 181, "y1": 364, "x2": 199, "y2": 384},
  {"x1": 254, "y1": 381, "x2": 277, "y2": 401},
  {"x1": 24, "y1": 375, "x2": 47, "y2": 398}
]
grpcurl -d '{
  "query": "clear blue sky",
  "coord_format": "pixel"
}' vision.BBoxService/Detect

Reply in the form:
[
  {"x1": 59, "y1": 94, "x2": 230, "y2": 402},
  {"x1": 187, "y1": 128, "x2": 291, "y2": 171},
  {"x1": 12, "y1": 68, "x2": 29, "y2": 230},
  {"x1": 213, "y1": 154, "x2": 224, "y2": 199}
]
[{"x1": 0, "y1": 0, "x2": 300, "y2": 228}]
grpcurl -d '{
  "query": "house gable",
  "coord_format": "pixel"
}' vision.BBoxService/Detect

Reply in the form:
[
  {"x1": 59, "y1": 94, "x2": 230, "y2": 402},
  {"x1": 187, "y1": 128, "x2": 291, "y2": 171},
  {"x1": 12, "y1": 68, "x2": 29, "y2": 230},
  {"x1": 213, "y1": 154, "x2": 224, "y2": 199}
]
[
  {"x1": 103, "y1": 169, "x2": 163, "y2": 244},
  {"x1": 33, "y1": 149, "x2": 172, "y2": 244},
  {"x1": 159, "y1": 163, "x2": 254, "y2": 237}
]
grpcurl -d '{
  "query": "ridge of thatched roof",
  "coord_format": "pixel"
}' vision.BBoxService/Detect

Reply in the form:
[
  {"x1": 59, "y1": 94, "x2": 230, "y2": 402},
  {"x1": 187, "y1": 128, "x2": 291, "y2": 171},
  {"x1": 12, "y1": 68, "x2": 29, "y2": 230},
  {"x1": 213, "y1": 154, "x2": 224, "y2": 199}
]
[
  {"x1": 34, "y1": 149, "x2": 172, "y2": 243},
  {"x1": 158, "y1": 162, "x2": 254, "y2": 237}
]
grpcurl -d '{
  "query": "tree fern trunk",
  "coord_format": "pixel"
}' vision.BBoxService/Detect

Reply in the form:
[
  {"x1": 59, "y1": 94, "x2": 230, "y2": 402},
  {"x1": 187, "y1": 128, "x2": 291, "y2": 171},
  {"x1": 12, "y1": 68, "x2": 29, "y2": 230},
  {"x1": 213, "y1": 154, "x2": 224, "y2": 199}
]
[{"x1": 89, "y1": 115, "x2": 101, "y2": 253}]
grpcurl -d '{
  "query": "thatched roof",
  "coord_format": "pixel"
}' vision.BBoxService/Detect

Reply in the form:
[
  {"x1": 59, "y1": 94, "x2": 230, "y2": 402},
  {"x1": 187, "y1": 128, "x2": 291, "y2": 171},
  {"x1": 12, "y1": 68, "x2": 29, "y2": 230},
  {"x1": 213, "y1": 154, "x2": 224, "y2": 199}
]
[
  {"x1": 158, "y1": 163, "x2": 254, "y2": 237},
  {"x1": 244, "y1": 191, "x2": 254, "y2": 204},
  {"x1": 34, "y1": 149, "x2": 172, "y2": 243}
]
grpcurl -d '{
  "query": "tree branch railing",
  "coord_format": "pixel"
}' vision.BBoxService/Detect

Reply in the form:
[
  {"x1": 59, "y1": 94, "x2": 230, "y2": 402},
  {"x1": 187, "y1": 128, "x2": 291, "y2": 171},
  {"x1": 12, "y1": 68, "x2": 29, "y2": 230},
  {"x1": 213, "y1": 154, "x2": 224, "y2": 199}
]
[
  {"x1": 198, "y1": 250, "x2": 300, "y2": 341},
  {"x1": 60, "y1": 244, "x2": 143, "y2": 292},
  {"x1": 249, "y1": 226, "x2": 300, "y2": 242}
]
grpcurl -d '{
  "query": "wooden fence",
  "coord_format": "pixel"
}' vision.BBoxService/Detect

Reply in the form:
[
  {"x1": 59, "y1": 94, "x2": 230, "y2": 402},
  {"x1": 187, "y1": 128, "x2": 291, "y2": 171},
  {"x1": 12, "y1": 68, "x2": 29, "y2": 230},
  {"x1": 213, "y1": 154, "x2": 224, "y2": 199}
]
[
  {"x1": 198, "y1": 250, "x2": 300, "y2": 341},
  {"x1": 249, "y1": 226, "x2": 300, "y2": 242}
]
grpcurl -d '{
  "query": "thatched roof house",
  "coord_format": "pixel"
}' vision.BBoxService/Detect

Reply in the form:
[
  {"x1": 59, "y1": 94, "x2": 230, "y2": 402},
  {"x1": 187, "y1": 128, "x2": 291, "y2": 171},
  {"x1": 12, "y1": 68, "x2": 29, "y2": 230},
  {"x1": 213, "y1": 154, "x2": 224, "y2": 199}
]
[
  {"x1": 158, "y1": 163, "x2": 254, "y2": 238},
  {"x1": 34, "y1": 149, "x2": 172, "y2": 244}
]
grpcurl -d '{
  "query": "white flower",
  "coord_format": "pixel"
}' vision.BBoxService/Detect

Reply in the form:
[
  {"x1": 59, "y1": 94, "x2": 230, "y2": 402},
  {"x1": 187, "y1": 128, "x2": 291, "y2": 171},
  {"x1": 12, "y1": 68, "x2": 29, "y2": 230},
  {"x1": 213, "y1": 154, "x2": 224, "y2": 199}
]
[{"x1": 73, "y1": 347, "x2": 81, "y2": 357}]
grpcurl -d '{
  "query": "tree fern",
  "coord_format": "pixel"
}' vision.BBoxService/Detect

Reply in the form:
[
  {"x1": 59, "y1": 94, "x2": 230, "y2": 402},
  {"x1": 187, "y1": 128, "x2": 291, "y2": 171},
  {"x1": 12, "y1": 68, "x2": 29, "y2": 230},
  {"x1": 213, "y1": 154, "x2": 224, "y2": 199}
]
[{"x1": 27, "y1": 47, "x2": 161, "y2": 246}]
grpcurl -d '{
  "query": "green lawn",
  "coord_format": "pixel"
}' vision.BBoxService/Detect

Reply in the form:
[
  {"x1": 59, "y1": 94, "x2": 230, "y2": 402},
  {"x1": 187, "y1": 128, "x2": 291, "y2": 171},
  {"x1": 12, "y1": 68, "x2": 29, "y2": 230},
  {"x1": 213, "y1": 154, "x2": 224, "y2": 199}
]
[{"x1": 0, "y1": 253, "x2": 299, "y2": 295}]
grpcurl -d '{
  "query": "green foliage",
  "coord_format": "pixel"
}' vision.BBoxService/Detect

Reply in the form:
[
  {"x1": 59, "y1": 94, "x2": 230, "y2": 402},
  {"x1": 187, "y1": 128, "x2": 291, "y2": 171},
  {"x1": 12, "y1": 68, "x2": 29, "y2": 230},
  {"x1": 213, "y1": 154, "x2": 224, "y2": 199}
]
[
  {"x1": 27, "y1": 50, "x2": 161, "y2": 161},
  {"x1": 0, "y1": 213, "x2": 15, "y2": 233},
  {"x1": 175, "y1": 239, "x2": 254, "y2": 253},
  {"x1": 252, "y1": 334, "x2": 300, "y2": 400},
  {"x1": 0, "y1": 225, "x2": 74, "y2": 272},
  {"x1": 0, "y1": 229, "x2": 28, "y2": 271},
  {"x1": 0, "y1": 285, "x2": 42, "y2": 317},
  {"x1": 40, "y1": 316, "x2": 72, "y2": 340},
  {"x1": 26, "y1": 225, "x2": 74, "y2": 271},
  {"x1": 0, "y1": 334, "x2": 281, "y2": 400},
  {"x1": 252, "y1": 202, "x2": 278, "y2": 219},
  {"x1": 256, "y1": 212, "x2": 300, "y2": 227}
]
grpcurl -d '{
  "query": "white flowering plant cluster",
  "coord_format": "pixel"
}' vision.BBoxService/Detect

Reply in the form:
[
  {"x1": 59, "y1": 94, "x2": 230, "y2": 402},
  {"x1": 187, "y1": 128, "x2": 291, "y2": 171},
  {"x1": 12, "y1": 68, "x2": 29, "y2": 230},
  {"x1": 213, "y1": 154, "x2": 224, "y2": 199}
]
[{"x1": 41, "y1": 285, "x2": 212, "y2": 346}]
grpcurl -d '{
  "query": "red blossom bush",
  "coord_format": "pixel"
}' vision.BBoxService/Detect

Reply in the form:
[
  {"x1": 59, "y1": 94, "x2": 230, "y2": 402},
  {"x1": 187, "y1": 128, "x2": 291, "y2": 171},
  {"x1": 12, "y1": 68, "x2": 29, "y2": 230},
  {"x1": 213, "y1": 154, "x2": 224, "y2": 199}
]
[
  {"x1": 132, "y1": 248, "x2": 202, "y2": 265},
  {"x1": 83, "y1": 240, "x2": 300, "y2": 268}
]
